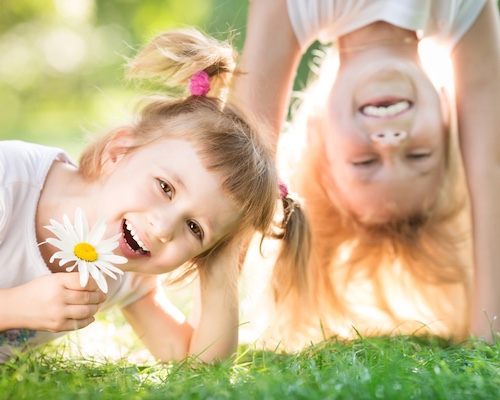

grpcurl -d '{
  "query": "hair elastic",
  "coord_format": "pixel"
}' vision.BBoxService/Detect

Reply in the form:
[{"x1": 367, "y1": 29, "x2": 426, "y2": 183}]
[
  {"x1": 279, "y1": 178, "x2": 289, "y2": 199},
  {"x1": 189, "y1": 70, "x2": 211, "y2": 96}
]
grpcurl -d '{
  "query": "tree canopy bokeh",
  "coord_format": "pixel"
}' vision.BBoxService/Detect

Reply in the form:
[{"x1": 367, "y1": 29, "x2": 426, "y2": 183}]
[{"x1": 0, "y1": 0, "x2": 251, "y2": 156}]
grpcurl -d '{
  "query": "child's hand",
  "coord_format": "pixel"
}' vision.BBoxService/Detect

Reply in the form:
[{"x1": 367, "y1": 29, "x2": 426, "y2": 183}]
[{"x1": 1, "y1": 272, "x2": 106, "y2": 332}]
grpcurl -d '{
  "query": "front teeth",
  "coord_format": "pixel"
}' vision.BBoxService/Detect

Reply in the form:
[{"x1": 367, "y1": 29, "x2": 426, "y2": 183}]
[
  {"x1": 362, "y1": 100, "x2": 410, "y2": 117},
  {"x1": 124, "y1": 220, "x2": 149, "y2": 252}
]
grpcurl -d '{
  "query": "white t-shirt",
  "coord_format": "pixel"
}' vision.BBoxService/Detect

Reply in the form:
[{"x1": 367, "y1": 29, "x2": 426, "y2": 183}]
[
  {"x1": 287, "y1": 0, "x2": 487, "y2": 54},
  {"x1": 0, "y1": 140, "x2": 157, "y2": 363}
]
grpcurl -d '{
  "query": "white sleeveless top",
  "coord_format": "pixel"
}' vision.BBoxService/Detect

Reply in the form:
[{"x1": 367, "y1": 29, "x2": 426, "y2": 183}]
[{"x1": 287, "y1": 0, "x2": 487, "y2": 54}]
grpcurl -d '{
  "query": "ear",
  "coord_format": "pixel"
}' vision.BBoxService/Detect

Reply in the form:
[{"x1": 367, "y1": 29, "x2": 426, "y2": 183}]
[{"x1": 100, "y1": 128, "x2": 135, "y2": 175}]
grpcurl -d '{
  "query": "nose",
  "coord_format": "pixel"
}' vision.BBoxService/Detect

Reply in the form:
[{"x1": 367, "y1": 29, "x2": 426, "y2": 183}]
[
  {"x1": 370, "y1": 130, "x2": 408, "y2": 147},
  {"x1": 148, "y1": 211, "x2": 179, "y2": 244}
]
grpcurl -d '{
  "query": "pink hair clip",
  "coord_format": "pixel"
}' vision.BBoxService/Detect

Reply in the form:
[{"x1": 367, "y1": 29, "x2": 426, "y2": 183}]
[
  {"x1": 189, "y1": 70, "x2": 211, "y2": 96},
  {"x1": 279, "y1": 178, "x2": 289, "y2": 199}
]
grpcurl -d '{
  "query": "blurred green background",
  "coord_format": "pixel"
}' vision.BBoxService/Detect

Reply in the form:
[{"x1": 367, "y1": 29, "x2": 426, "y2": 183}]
[{"x1": 0, "y1": 0, "x2": 259, "y2": 158}]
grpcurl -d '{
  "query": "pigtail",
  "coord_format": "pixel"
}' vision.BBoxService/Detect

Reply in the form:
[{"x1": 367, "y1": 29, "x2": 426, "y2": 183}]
[
  {"x1": 269, "y1": 180, "x2": 312, "y2": 305},
  {"x1": 126, "y1": 28, "x2": 237, "y2": 98}
]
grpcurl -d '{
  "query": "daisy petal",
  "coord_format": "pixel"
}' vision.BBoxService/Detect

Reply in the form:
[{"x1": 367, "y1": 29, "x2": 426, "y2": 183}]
[
  {"x1": 88, "y1": 264, "x2": 108, "y2": 293},
  {"x1": 45, "y1": 238, "x2": 66, "y2": 250},
  {"x1": 94, "y1": 264, "x2": 117, "y2": 280},
  {"x1": 94, "y1": 242, "x2": 119, "y2": 253},
  {"x1": 96, "y1": 275, "x2": 108, "y2": 293},
  {"x1": 45, "y1": 222, "x2": 76, "y2": 244},
  {"x1": 63, "y1": 214, "x2": 80, "y2": 243},
  {"x1": 95, "y1": 260, "x2": 125, "y2": 277},
  {"x1": 99, "y1": 254, "x2": 128, "y2": 264},
  {"x1": 94, "y1": 236, "x2": 122, "y2": 253},
  {"x1": 88, "y1": 215, "x2": 106, "y2": 244},
  {"x1": 58, "y1": 256, "x2": 81, "y2": 267},
  {"x1": 78, "y1": 260, "x2": 89, "y2": 287},
  {"x1": 65, "y1": 263, "x2": 78, "y2": 272},
  {"x1": 50, "y1": 250, "x2": 73, "y2": 263},
  {"x1": 46, "y1": 219, "x2": 66, "y2": 235}
]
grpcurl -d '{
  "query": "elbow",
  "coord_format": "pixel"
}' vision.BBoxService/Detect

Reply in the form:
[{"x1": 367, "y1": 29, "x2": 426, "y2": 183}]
[
  {"x1": 149, "y1": 324, "x2": 195, "y2": 363},
  {"x1": 151, "y1": 330, "x2": 238, "y2": 364},
  {"x1": 195, "y1": 344, "x2": 238, "y2": 364},
  {"x1": 188, "y1": 331, "x2": 238, "y2": 364}
]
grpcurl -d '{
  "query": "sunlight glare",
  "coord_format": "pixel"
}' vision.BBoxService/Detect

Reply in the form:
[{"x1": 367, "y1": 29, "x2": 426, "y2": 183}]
[
  {"x1": 54, "y1": 0, "x2": 94, "y2": 21},
  {"x1": 42, "y1": 27, "x2": 87, "y2": 73},
  {"x1": 418, "y1": 39, "x2": 454, "y2": 90}
]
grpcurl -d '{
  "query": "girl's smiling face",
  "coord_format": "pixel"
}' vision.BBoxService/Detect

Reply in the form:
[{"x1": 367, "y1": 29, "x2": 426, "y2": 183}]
[
  {"x1": 323, "y1": 56, "x2": 449, "y2": 223},
  {"x1": 96, "y1": 134, "x2": 241, "y2": 274}
]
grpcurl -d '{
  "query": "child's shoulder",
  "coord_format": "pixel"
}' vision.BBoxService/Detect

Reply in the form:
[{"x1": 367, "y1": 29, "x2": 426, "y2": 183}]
[
  {"x1": 0, "y1": 139, "x2": 62, "y2": 159},
  {"x1": 0, "y1": 139, "x2": 46, "y2": 154},
  {"x1": 0, "y1": 140, "x2": 73, "y2": 184}
]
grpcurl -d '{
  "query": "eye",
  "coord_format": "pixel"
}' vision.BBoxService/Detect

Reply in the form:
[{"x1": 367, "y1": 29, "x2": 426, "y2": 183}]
[
  {"x1": 407, "y1": 153, "x2": 430, "y2": 160},
  {"x1": 352, "y1": 158, "x2": 377, "y2": 167},
  {"x1": 187, "y1": 220, "x2": 203, "y2": 240},
  {"x1": 158, "y1": 179, "x2": 173, "y2": 198}
]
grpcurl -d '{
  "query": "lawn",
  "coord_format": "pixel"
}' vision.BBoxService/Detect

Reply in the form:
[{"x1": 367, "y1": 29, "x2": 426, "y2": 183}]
[
  {"x1": 1, "y1": 332, "x2": 499, "y2": 399},
  {"x1": 1, "y1": 263, "x2": 500, "y2": 399}
]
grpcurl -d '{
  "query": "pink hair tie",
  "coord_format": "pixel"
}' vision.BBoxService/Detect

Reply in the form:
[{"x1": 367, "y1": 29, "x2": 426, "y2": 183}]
[
  {"x1": 189, "y1": 70, "x2": 210, "y2": 96},
  {"x1": 279, "y1": 178, "x2": 289, "y2": 199}
]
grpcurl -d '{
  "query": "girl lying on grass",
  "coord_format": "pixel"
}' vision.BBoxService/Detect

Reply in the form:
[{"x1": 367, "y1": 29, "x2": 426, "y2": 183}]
[{"x1": 0, "y1": 28, "x2": 309, "y2": 364}]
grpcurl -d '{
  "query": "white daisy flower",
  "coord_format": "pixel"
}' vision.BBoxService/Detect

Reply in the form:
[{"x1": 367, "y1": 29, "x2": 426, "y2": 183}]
[{"x1": 44, "y1": 207, "x2": 127, "y2": 293}]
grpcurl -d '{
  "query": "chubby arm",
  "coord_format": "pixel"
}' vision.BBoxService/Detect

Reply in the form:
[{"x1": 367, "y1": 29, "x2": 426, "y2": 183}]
[
  {"x1": 451, "y1": 0, "x2": 500, "y2": 340},
  {"x1": 235, "y1": 0, "x2": 302, "y2": 139},
  {"x1": 122, "y1": 243, "x2": 241, "y2": 363},
  {"x1": 0, "y1": 272, "x2": 105, "y2": 332}
]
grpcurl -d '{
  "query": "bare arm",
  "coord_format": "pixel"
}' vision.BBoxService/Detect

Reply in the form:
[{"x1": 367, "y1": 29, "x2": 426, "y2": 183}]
[
  {"x1": 122, "y1": 243, "x2": 241, "y2": 363},
  {"x1": 452, "y1": 0, "x2": 500, "y2": 340},
  {"x1": 234, "y1": 0, "x2": 302, "y2": 140},
  {"x1": 0, "y1": 272, "x2": 105, "y2": 332}
]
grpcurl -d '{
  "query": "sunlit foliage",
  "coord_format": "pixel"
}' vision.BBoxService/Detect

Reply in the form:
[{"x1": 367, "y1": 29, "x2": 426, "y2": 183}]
[{"x1": 0, "y1": 0, "x2": 248, "y2": 155}]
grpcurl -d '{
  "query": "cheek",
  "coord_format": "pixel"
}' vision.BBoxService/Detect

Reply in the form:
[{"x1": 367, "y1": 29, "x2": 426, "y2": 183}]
[
  {"x1": 157, "y1": 244, "x2": 201, "y2": 274},
  {"x1": 323, "y1": 135, "x2": 362, "y2": 189},
  {"x1": 418, "y1": 122, "x2": 447, "y2": 153},
  {"x1": 417, "y1": 90, "x2": 448, "y2": 140},
  {"x1": 100, "y1": 174, "x2": 157, "y2": 214}
]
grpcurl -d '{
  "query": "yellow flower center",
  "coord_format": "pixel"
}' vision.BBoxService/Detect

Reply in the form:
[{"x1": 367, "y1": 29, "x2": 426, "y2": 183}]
[{"x1": 74, "y1": 242, "x2": 98, "y2": 262}]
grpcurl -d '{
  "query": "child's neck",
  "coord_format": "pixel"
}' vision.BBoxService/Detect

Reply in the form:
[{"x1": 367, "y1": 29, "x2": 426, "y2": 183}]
[
  {"x1": 337, "y1": 22, "x2": 419, "y2": 62},
  {"x1": 36, "y1": 160, "x2": 98, "y2": 271}
]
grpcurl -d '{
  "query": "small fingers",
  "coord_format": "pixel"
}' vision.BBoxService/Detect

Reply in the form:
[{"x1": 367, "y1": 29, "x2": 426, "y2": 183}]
[
  {"x1": 73, "y1": 316, "x2": 95, "y2": 330},
  {"x1": 62, "y1": 272, "x2": 101, "y2": 292},
  {"x1": 64, "y1": 304, "x2": 100, "y2": 323},
  {"x1": 65, "y1": 289, "x2": 107, "y2": 306},
  {"x1": 61, "y1": 316, "x2": 96, "y2": 331},
  {"x1": 80, "y1": 277, "x2": 100, "y2": 291}
]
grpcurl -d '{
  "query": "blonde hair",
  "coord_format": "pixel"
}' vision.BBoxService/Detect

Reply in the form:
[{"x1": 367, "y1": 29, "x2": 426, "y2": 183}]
[
  {"x1": 79, "y1": 28, "x2": 310, "y2": 283},
  {"x1": 262, "y1": 48, "x2": 473, "y2": 349}
]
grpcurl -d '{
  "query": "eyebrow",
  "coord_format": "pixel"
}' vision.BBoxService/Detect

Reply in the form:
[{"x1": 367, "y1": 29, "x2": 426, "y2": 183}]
[{"x1": 168, "y1": 170, "x2": 186, "y2": 191}]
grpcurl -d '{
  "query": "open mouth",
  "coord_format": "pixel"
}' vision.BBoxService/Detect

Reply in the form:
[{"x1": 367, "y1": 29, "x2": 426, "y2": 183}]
[
  {"x1": 360, "y1": 99, "x2": 412, "y2": 118},
  {"x1": 123, "y1": 220, "x2": 150, "y2": 255}
]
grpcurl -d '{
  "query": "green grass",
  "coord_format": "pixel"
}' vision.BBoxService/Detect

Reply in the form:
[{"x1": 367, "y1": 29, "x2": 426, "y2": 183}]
[{"x1": 1, "y1": 335, "x2": 500, "y2": 399}]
